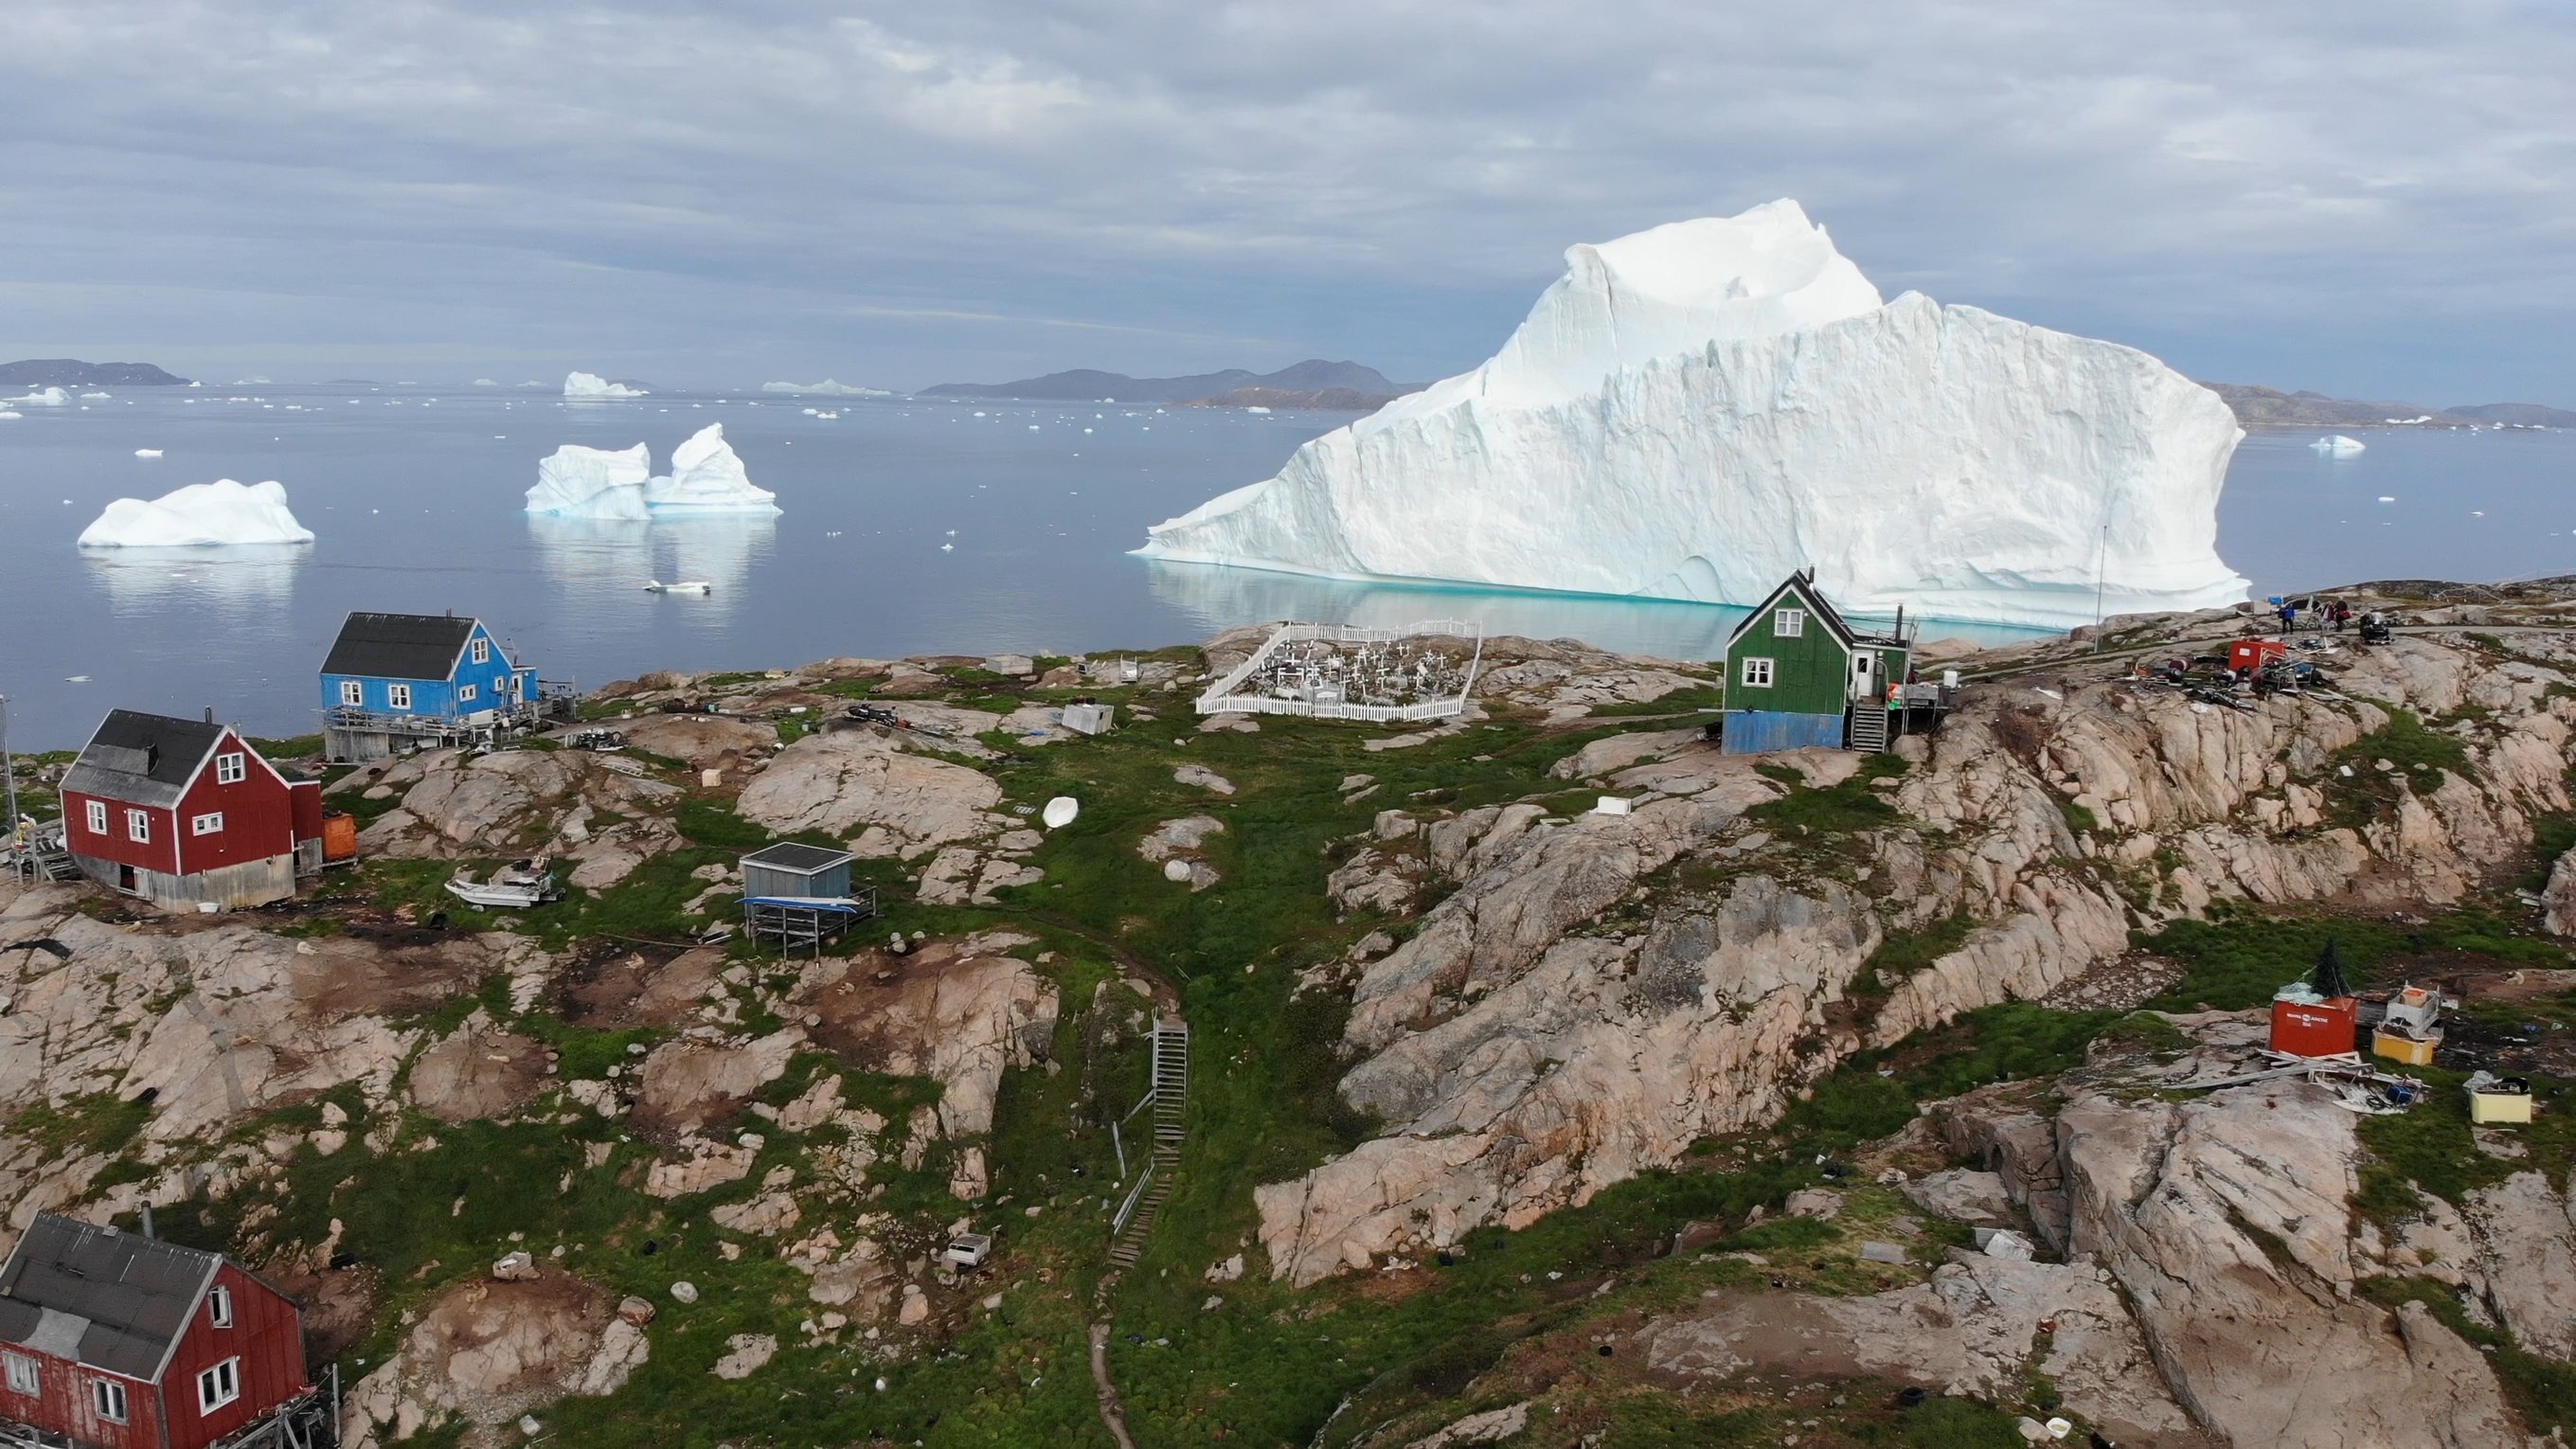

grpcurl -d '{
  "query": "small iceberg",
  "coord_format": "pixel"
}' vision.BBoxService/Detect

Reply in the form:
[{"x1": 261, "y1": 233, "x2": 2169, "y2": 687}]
[
  {"x1": 9, "y1": 386, "x2": 70, "y2": 406},
  {"x1": 79, "y1": 479, "x2": 316, "y2": 547},
  {"x1": 564, "y1": 370, "x2": 649, "y2": 399},
  {"x1": 761, "y1": 380, "x2": 890, "y2": 398},
  {"x1": 2311, "y1": 434, "x2": 2368, "y2": 457},
  {"x1": 644, "y1": 580, "x2": 712, "y2": 594},
  {"x1": 134, "y1": 448, "x2": 164, "y2": 458}
]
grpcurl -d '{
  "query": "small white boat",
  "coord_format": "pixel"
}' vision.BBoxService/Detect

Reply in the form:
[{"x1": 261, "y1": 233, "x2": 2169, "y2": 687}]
[
  {"x1": 644, "y1": 580, "x2": 712, "y2": 594},
  {"x1": 444, "y1": 858, "x2": 563, "y2": 908}
]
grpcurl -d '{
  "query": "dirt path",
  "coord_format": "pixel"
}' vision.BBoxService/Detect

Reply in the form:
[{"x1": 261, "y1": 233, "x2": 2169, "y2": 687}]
[{"x1": 1087, "y1": 1322, "x2": 1141, "y2": 1449}]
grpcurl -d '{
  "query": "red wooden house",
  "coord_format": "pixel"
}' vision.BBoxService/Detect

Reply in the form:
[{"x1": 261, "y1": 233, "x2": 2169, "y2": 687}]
[
  {"x1": 0, "y1": 1214, "x2": 313, "y2": 1449},
  {"x1": 58, "y1": 710, "x2": 325, "y2": 911}
]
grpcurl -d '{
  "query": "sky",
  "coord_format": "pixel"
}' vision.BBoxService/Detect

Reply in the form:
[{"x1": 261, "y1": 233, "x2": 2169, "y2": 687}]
[{"x1": 4, "y1": 1, "x2": 2571, "y2": 403}]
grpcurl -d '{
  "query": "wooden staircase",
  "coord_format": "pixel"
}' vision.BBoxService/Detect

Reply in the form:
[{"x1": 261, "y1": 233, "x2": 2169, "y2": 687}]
[{"x1": 1107, "y1": 1019, "x2": 1190, "y2": 1271}]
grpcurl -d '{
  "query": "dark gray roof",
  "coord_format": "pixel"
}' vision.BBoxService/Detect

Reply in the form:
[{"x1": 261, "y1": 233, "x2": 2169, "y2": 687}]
[
  {"x1": 0, "y1": 1214, "x2": 222, "y2": 1382},
  {"x1": 742, "y1": 842, "x2": 854, "y2": 873},
  {"x1": 60, "y1": 709, "x2": 227, "y2": 810},
  {"x1": 321, "y1": 612, "x2": 478, "y2": 681}
]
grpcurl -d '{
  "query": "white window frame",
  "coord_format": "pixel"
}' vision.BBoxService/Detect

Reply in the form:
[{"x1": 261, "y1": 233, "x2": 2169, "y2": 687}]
[
  {"x1": 93, "y1": 1376, "x2": 129, "y2": 1423},
  {"x1": 1773, "y1": 608, "x2": 1805, "y2": 637},
  {"x1": 339, "y1": 680, "x2": 365, "y2": 707},
  {"x1": 208, "y1": 1284, "x2": 234, "y2": 1328},
  {"x1": 3, "y1": 1351, "x2": 36, "y2": 1396},
  {"x1": 458, "y1": 684, "x2": 477, "y2": 704},
  {"x1": 86, "y1": 799, "x2": 109, "y2": 834},
  {"x1": 192, "y1": 812, "x2": 224, "y2": 836},
  {"x1": 197, "y1": 1357, "x2": 241, "y2": 1413},
  {"x1": 1740, "y1": 656, "x2": 1775, "y2": 688},
  {"x1": 214, "y1": 752, "x2": 245, "y2": 785},
  {"x1": 387, "y1": 684, "x2": 412, "y2": 711},
  {"x1": 127, "y1": 808, "x2": 152, "y2": 843},
  {"x1": 471, "y1": 637, "x2": 491, "y2": 665}
]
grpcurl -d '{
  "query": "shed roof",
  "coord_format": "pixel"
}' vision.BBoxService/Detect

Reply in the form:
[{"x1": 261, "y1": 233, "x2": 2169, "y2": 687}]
[
  {"x1": 0, "y1": 1214, "x2": 223, "y2": 1383},
  {"x1": 321, "y1": 612, "x2": 480, "y2": 681},
  {"x1": 741, "y1": 842, "x2": 854, "y2": 874},
  {"x1": 60, "y1": 709, "x2": 229, "y2": 811}
]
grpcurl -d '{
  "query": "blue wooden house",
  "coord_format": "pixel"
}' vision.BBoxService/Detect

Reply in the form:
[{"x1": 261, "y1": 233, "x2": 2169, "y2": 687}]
[{"x1": 319, "y1": 611, "x2": 540, "y2": 761}]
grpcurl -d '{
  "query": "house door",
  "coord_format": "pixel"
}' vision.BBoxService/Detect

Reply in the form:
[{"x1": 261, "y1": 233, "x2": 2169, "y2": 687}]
[
  {"x1": 117, "y1": 864, "x2": 136, "y2": 893},
  {"x1": 1848, "y1": 651, "x2": 1876, "y2": 702}
]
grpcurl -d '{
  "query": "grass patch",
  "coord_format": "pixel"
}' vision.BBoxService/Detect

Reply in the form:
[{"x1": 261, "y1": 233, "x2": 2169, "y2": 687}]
[
  {"x1": 1745, "y1": 754, "x2": 1907, "y2": 834},
  {"x1": 8, "y1": 1092, "x2": 154, "y2": 1159},
  {"x1": 2362, "y1": 1276, "x2": 2576, "y2": 1434}
]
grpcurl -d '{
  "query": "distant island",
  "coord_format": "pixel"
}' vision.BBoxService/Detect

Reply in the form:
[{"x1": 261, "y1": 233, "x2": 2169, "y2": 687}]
[
  {"x1": 0, "y1": 358, "x2": 190, "y2": 387},
  {"x1": 922, "y1": 358, "x2": 1418, "y2": 408},
  {"x1": 2201, "y1": 381, "x2": 2574, "y2": 430}
]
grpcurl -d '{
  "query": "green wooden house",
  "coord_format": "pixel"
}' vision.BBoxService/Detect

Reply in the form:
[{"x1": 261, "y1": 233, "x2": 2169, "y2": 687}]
[{"x1": 1720, "y1": 571, "x2": 1922, "y2": 754}]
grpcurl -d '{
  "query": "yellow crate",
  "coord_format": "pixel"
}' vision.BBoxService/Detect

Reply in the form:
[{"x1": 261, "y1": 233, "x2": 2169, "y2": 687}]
[
  {"x1": 2472, "y1": 1091, "x2": 2534, "y2": 1125},
  {"x1": 2371, "y1": 1029, "x2": 2438, "y2": 1066}
]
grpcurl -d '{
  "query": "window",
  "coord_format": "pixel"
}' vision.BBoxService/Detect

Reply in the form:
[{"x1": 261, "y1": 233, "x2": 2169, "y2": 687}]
[
  {"x1": 214, "y1": 752, "x2": 246, "y2": 785},
  {"x1": 3, "y1": 1351, "x2": 36, "y2": 1396},
  {"x1": 86, "y1": 800, "x2": 108, "y2": 834},
  {"x1": 1740, "y1": 657, "x2": 1775, "y2": 688},
  {"x1": 209, "y1": 1284, "x2": 234, "y2": 1328},
  {"x1": 1773, "y1": 608, "x2": 1805, "y2": 637},
  {"x1": 471, "y1": 637, "x2": 491, "y2": 665},
  {"x1": 93, "y1": 1377, "x2": 129, "y2": 1423},
  {"x1": 193, "y1": 812, "x2": 225, "y2": 836},
  {"x1": 387, "y1": 684, "x2": 412, "y2": 710},
  {"x1": 197, "y1": 1358, "x2": 241, "y2": 1414},
  {"x1": 340, "y1": 680, "x2": 365, "y2": 707},
  {"x1": 127, "y1": 809, "x2": 152, "y2": 843},
  {"x1": 458, "y1": 684, "x2": 477, "y2": 704}
]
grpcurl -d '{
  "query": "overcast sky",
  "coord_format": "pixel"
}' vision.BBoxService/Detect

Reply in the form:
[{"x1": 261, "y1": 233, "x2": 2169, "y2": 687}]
[{"x1": 5, "y1": 1, "x2": 2570, "y2": 402}]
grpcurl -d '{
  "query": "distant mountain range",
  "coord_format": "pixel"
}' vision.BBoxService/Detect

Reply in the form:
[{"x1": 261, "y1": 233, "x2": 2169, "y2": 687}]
[
  {"x1": 0, "y1": 358, "x2": 191, "y2": 386},
  {"x1": 2201, "y1": 382, "x2": 2574, "y2": 430},
  {"x1": 922, "y1": 359, "x2": 1417, "y2": 407}
]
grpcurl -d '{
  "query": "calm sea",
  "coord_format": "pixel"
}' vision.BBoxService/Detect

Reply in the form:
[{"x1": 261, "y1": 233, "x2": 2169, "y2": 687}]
[{"x1": 0, "y1": 385, "x2": 2567, "y2": 747}]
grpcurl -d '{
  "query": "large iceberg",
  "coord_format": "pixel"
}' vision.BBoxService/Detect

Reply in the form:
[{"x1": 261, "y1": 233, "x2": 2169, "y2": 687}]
[
  {"x1": 522, "y1": 426, "x2": 778, "y2": 517},
  {"x1": 761, "y1": 380, "x2": 890, "y2": 398},
  {"x1": 564, "y1": 370, "x2": 648, "y2": 399},
  {"x1": 1138, "y1": 201, "x2": 2247, "y2": 629},
  {"x1": 645, "y1": 424, "x2": 778, "y2": 513},
  {"x1": 10, "y1": 386, "x2": 70, "y2": 406},
  {"x1": 78, "y1": 478, "x2": 316, "y2": 547},
  {"x1": 2311, "y1": 434, "x2": 2367, "y2": 456},
  {"x1": 526, "y1": 442, "x2": 654, "y2": 520}
]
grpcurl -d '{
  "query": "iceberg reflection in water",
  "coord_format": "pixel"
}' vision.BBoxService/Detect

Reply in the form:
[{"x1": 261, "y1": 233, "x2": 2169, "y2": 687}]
[
  {"x1": 527, "y1": 515, "x2": 777, "y2": 629},
  {"x1": 1143, "y1": 559, "x2": 2051, "y2": 662},
  {"x1": 85, "y1": 543, "x2": 307, "y2": 616}
]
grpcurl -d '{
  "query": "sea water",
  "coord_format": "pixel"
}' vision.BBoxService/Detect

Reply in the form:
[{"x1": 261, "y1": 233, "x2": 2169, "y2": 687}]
[{"x1": 0, "y1": 385, "x2": 2566, "y2": 746}]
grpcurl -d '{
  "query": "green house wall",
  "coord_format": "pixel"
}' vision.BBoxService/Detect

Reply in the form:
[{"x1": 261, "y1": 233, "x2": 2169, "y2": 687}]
[{"x1": 1726, "y1": 580, "x2": 1852, "y2": 716}]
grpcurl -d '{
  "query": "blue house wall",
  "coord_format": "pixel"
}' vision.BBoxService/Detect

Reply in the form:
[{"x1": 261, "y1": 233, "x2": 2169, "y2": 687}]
[
  {"x1": 1720, "y1": 709, "x2": 1847, "y2": 755},
  {"x1": 320, "y1": 621, "x2": 535, "y2": 720}
]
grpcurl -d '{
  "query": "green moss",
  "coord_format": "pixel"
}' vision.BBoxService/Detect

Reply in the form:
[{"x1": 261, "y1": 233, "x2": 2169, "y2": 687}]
[
  {"x1": 8, "y1": 1092, "x2": 153, "y2": 1158},
  {"x1": 2363, "y1": 1276, "x2": 2576, "y2": 1433},
  {"x1": 2322, "y1": 704, "x2": 2478, "y2": 829}
]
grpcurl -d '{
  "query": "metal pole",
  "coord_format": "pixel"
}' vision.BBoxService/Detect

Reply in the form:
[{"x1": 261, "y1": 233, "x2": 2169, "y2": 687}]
[
  {"x1": 2091, "y1": 523, "x2": 2110, "y2": 653},
  {"x1": 0, "y1": 693, "x2": 20, "y2": 850}
]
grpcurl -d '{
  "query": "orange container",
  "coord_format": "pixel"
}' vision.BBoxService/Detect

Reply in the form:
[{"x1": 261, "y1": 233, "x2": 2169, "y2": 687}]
[
  {"x1": 2270, "y1": 995, "x2": 2358, "y2": 1057},
  {"x1": 322, "y1": 813, "x2": 360, "y2": 862},
  {"x1": 2229, "y1": 638, "x2": 2289, "y2": 673}
]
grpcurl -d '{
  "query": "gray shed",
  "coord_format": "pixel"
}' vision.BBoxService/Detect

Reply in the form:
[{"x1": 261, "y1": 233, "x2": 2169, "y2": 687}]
[{"x1": 741, "y1": 841, "x2": 854, "y2": 900}]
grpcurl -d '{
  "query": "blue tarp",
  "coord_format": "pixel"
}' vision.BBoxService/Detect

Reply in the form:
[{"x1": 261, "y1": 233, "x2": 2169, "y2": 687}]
[{"x1": 1720, "y1": 709, "x2": 1845, "y2": 756}]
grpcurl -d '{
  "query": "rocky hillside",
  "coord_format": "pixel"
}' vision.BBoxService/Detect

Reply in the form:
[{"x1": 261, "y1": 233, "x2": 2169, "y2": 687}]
[
  {"x1": 2201, "y1": 380, "x2": 2575, "y2": 430},
  {"x1": 0, "y1": 357, "x2": 191, "y2": 386},
  {"x1": 8, "y1": 594, "x2": 2576, "y2": 1447}
]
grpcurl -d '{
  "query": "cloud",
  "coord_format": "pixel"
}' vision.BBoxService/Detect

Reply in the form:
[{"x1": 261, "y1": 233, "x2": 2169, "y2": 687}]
[{"x1": 2, "y1": 0, "x2": 2569, "y2": 399}]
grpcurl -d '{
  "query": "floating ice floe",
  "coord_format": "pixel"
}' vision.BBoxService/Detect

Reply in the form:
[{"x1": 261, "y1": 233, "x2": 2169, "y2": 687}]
[
  {"x1": 0, "y1": 411, "x2": 21, "y2": 421},
  {"x1": 78, "y1": 479, "x2": 315, "y2": 547},
  {"x1": 2311, "y1": 435, "x2": 2368, "y2": 457},
  {"x1": 473, "y1": 378, "x2": 499, "y2": 386},
  {"x1": 761, "y1": 380, "x2": 891, "y2": 397},
  {"x1": 526, "y1": 442, "x2": 654, "y2": 520},
  {"x1": 134, "y1": 449, "x2": 163, "y2": 458},
  {"x1": 9, "y1": 386, "x2": 69, "y2": 406},
  {"x1": 564, "y1": 370, "x2": 649, "y2": 399},
  {"x1": 1138, "y1": 199, "x2": 2249, "y2": 630}
]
